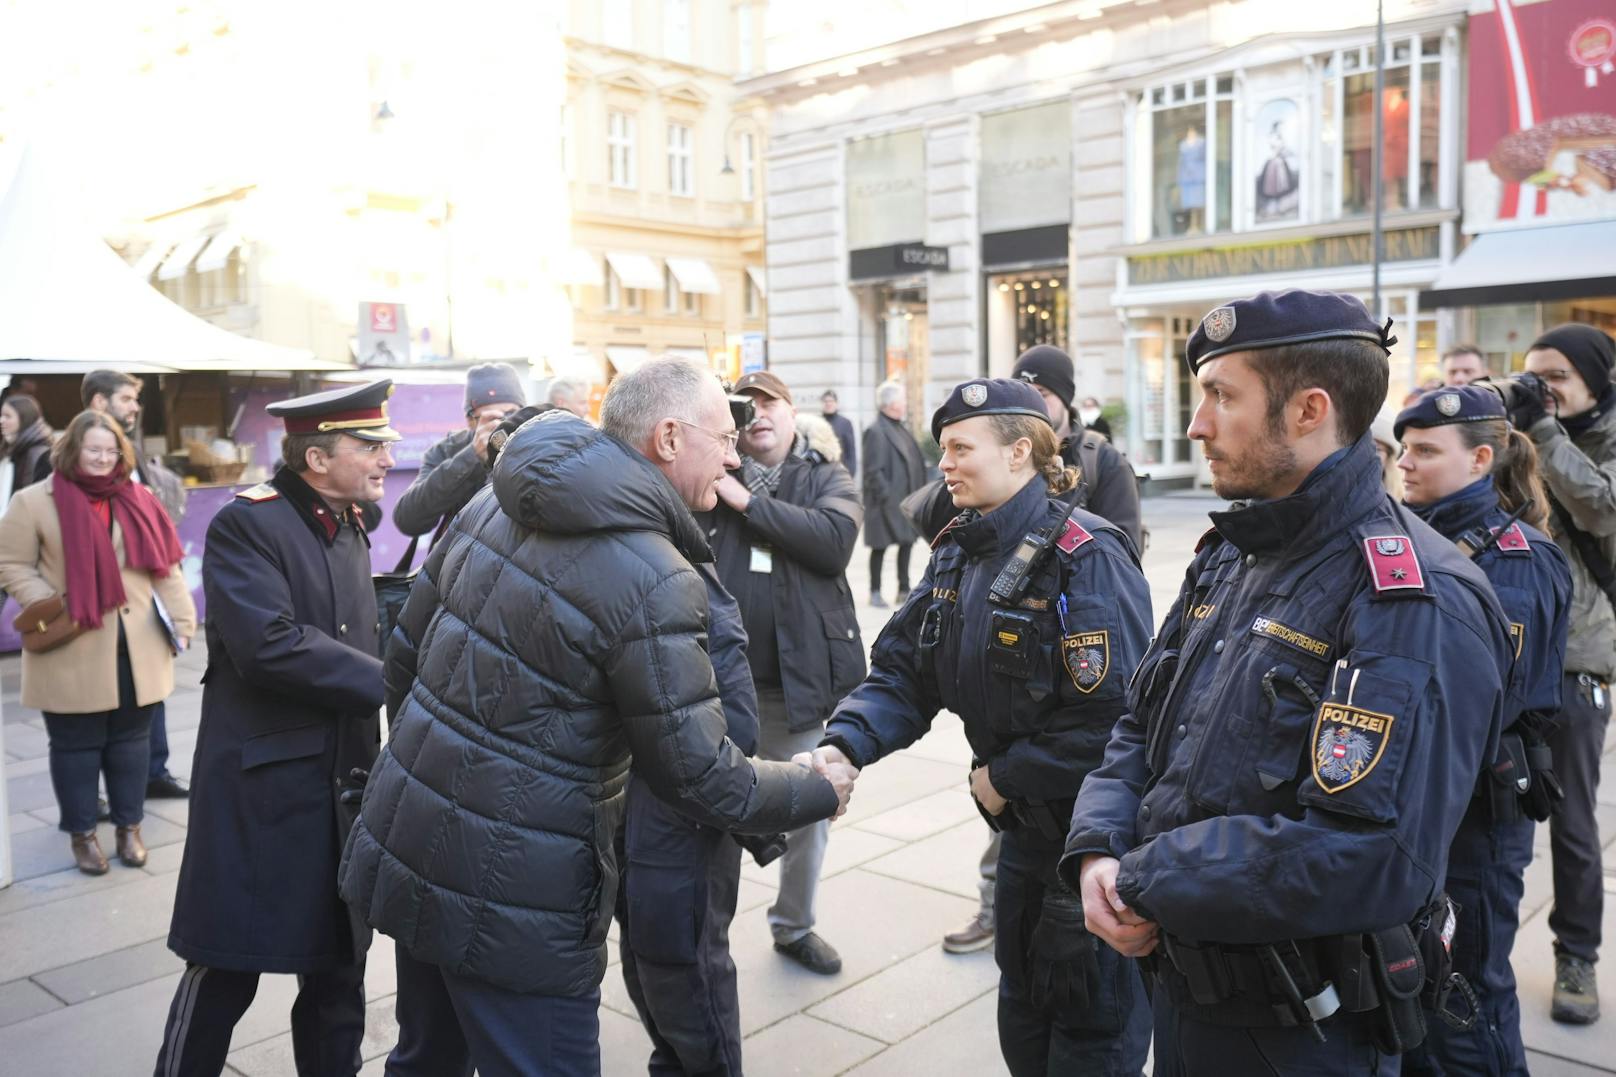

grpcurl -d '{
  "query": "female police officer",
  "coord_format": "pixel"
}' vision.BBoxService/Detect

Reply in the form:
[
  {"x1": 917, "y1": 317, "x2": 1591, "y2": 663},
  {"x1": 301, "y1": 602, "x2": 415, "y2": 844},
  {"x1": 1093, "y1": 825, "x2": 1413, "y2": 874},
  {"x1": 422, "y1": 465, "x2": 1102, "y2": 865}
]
[
  {"x1": 1397, "y1": 385, "x2": 1573, "y2": 1077},
  {"x1": 806, "y1": 378, "x2": 1154, "y2": 1075}
]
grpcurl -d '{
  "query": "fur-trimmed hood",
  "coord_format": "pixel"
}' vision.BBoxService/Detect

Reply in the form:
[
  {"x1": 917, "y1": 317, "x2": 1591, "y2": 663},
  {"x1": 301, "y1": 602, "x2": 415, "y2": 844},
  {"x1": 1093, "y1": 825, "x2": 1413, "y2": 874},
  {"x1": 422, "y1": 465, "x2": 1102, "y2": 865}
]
[{"x1": 795, "y1": 413, "x2": 842, "y2": 463}]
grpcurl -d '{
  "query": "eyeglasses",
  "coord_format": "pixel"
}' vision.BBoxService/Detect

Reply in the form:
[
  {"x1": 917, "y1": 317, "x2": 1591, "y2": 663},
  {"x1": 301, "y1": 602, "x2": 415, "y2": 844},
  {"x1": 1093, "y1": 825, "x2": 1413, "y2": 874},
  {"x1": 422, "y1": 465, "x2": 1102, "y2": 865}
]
[{"x1": 673, "y1": 418, "x2": 739, "y2": 450}]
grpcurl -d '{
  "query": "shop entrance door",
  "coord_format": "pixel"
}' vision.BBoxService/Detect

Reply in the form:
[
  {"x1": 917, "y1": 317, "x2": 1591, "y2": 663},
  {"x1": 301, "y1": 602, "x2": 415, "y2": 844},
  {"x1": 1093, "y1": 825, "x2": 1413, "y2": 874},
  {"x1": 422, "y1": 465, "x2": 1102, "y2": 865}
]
[
  {"x1": 1126, "y1": 314, "x2": 1199, "y2": 478},
  {"x1": 876, "y1": 283, "x2": 930, "y2": 437}
]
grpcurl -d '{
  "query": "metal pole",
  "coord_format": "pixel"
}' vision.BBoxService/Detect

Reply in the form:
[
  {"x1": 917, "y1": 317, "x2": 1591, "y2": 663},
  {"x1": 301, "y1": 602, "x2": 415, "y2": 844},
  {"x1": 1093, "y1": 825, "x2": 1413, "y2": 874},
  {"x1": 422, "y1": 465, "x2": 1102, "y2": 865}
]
[{"x1": 1372, "y1": 0, "x2": 1385, "y2": 320}]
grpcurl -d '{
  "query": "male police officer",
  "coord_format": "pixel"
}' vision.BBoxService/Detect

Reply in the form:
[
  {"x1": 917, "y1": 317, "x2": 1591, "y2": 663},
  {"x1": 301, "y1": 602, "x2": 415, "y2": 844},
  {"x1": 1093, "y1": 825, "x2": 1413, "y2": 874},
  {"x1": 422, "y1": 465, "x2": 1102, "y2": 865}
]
[
  {"x1": 156, "y1": 381, "x2": 397, "y2": 1077},
  {"x1": 1064, "y1": 291, "x2": 1517, "y2": 1075}
]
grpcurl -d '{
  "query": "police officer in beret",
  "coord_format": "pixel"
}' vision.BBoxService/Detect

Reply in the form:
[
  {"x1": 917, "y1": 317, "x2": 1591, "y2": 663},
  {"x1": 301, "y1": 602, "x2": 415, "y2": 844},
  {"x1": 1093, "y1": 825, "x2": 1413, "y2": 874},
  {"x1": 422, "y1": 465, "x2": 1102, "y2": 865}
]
[
  {"x1": 155, "y1": 381, "x2": 398, "y2": 1077},
  {"x1": 1395, "y1": 386, "x2": 1572, "y2": 1075},
  {"x1": 1064, "y1": 291, "x2": 1518, "y2": 1075},
  {"x1": 809, "y1": 378, "x2": 1154, "y2": 1075}
]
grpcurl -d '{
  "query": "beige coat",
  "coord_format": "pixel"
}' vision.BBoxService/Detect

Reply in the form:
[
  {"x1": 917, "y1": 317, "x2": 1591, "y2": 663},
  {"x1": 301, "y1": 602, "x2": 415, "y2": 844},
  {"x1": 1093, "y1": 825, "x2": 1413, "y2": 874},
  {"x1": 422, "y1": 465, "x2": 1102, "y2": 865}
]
[{"x1": 0, "y1": 477, "x2": 197, "y2": 713}]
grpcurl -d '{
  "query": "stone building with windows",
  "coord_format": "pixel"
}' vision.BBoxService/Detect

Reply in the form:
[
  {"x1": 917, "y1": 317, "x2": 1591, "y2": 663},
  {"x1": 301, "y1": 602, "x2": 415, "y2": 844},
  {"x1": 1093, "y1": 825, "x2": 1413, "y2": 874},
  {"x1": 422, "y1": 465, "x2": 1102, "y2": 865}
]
[{"x1": 744, "y1": 0, "x2": 1473, "y2": 478}]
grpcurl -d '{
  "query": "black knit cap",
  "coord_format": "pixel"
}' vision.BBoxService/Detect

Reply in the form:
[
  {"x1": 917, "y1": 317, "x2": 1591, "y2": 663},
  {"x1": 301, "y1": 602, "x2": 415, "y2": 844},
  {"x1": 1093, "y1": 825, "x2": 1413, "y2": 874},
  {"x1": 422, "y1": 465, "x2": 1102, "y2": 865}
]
[
  {"x1": 1012, "y1": 345, "x2": 1076, "y2": 408},
  {"x1": 1393, "y1": 385, "x2": 1506, "y2": 441},
  {"x1": 1186, "y1": 289, "x2": 1397, "y2": 373},
  {"x1": 931, "y1": 378, "x2": 1052, "y2": 443},
  {"x1": 1530, "y1": 323, "x2": 1615, "y2": 397}
]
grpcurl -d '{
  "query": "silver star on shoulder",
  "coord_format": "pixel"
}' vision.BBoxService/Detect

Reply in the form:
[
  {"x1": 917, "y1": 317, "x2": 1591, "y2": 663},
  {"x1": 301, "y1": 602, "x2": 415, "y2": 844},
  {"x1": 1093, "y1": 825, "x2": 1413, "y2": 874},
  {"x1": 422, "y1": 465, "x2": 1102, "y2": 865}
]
[{"x1": 1391, "y1": 567, "x2": 1407, "y2": 580}]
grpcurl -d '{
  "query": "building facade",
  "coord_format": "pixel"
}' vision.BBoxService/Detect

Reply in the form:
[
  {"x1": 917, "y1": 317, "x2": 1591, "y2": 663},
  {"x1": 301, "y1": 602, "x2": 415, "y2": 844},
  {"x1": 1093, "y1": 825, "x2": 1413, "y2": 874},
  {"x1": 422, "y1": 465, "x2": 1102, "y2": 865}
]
[
  {"x1": 558, "y1": 0, "x2": 769, "y2": 393},
  {"x1": 745, "y1": 0, "x2": 1478, "y2": 480}
]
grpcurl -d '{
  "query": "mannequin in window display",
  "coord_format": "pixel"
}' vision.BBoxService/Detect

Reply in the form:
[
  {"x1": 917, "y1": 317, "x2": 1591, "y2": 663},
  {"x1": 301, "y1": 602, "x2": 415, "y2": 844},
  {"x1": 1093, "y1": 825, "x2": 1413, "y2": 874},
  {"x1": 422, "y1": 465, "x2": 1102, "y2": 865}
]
[
  {"x1": 1175, "y1": 125, "x2": 1206, "y2": 234},
  {"x1": 1382, "y1": 86, "x2": 1410, "y2": 210},
  {"x1": 1255, "y1": 121, "x2": 1300, "y2": 222}
]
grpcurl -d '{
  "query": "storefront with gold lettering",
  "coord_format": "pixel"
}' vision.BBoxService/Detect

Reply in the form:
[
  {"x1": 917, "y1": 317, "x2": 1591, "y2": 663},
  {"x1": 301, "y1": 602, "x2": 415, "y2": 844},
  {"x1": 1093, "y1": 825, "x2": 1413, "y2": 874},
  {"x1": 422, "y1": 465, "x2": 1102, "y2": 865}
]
[{"x1": 1113, "y1": 23, "x2": 1462, "y2": 483}]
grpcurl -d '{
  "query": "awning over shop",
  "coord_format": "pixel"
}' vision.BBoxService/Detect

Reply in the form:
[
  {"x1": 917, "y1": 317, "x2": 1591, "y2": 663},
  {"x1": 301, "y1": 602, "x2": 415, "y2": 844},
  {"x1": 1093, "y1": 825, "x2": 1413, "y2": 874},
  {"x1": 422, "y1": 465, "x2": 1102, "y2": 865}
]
[
  {"x1": 746, "y1": 265, "x2": 767, "y2": 297},
  {"x1": 605, "y1": 345, "x2": 651, "y2": 374},
  {"x1": 558, "y1": 247, "x2": 603, "y2": 286},
  {"x1": 605, "y1": 251, "x2": 663, "y2": 291},
  {"x1": 129, "y1": 240, "x2": 173, "y2": 281},
  {"x1": 156, "y1": 233, "x2": 210, "y2": 281},
  {"x1": 1420, "y1": 222, "x2": 1616, "y2": 308},
  {"x1": 0, "y1": 147, "x2": 341, "y2": 372},
  {"x1": 666, "y1": 257, "x2": 721, "y2": 295},
  {"x1": 192, "y1": 229, "x2": 241, "y2": 274}
]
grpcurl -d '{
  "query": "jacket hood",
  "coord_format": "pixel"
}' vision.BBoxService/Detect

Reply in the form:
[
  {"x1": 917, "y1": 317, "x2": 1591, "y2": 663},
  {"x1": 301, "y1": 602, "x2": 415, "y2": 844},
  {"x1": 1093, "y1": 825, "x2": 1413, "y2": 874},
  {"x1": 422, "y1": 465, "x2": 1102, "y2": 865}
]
[
  {"x1": 795, "y1": 413, "x2": 841, "y2": 463},
  {"x1": 491, "y1": 410, "x2": 711, "y2": 561}
]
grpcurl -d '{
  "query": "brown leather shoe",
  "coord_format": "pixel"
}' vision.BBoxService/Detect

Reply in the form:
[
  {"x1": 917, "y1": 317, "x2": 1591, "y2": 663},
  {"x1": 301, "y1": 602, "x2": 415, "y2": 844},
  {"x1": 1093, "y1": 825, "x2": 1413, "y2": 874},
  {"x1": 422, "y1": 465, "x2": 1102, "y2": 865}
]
[
  {"x1": 71, "y1": 831, "x2": 109, "y2": 875},
  {"x1": 115, "y1": 825, "x2": 148, "y2": 868}
]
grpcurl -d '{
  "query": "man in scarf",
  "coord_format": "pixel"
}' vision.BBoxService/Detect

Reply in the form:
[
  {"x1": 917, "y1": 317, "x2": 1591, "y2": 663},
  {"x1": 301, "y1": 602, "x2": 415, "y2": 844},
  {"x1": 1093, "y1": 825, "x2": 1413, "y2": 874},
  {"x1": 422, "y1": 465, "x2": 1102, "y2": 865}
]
[{"x1": 1512, "y1": 324, "x2": 1616, "y2": 1025}]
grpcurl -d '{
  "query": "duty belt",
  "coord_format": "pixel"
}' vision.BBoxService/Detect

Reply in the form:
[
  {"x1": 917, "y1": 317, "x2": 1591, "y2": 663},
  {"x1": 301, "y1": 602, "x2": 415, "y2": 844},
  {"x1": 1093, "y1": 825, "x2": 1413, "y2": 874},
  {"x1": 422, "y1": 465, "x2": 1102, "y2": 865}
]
[{"x1": 1153, "y1": 935, "x2": 1355, "y2": 1037}]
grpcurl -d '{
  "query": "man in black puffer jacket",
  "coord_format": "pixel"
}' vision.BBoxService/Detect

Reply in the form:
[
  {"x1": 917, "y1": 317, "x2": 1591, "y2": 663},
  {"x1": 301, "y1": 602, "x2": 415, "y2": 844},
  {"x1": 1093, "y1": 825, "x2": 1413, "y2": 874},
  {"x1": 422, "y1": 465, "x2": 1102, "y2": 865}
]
[{"x1": 339, "y1": 358, "x2": 848, "y2": 1077}]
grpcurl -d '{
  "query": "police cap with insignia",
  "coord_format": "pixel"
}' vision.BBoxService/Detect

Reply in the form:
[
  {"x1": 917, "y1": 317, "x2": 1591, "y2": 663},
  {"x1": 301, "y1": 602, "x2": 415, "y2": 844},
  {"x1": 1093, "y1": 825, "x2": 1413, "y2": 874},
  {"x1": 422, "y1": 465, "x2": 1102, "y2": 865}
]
[
  {"x1": 931, "y1": 378, "x2": 1051, "y2": 443},
  {"x1": 1392, "y1": 384, "x2": 1507, "y2": 441},
  {"x1": 1185, "y1": 289, "x2": 1398, "y2": 373},
  {"x1": 266, "y1": 379, "x2": 403, "y2": 442}
]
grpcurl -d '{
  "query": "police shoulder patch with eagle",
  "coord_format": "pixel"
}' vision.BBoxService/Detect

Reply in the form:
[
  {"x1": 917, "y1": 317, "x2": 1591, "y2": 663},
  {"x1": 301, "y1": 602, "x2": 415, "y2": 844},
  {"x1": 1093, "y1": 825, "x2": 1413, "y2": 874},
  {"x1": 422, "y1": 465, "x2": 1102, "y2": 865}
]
[{"x1": 1311, "y1": 698, "x2": 1397, "y2": 793}]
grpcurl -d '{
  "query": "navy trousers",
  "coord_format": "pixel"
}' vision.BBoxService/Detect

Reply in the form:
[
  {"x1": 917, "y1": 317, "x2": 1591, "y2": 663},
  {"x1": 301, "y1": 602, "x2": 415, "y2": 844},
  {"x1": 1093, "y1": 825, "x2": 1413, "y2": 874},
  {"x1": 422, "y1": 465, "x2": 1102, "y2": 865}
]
[
  {"x1": 1405, "y1": 807, "x2": 1535, "y2": 1076},
  {"x1": 617, "y1": 775, "x2": 745, "y2": 1076},
  {"x1": 43, "y1": 647, "x2": 152, "y2": 833},
  {"x1": 994, "y1": 830, "x2": 1151, "y2": 1077},
  {"x1": 148, "y1": 700, "x2": 171, "y2": 780},
  {"x1": 152, "y1": 961, "x2": 366, "y2": 1077},
  {"x1": 385, "y1": 946, "x2": 601, "y2": 1077},
  {"x1": 1549, "y1": 672, "x2": 1613, "y2": 963}
]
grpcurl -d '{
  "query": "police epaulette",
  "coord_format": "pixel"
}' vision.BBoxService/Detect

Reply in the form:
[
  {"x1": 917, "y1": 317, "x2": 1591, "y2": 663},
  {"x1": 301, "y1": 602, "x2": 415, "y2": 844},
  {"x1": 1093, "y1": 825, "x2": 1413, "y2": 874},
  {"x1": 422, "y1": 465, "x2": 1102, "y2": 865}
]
[
  {"x1": 1361, "y1": 533, "x2": 1426, "y2": 595},
  {"x1": 1055, "y1": 515, "x2": 1094, "y2": 555},
  {"x1": 1492, "y1": 523, "x2": 1531, "y2": 554},
  {"x1": 235, "y1": 483, "x2": 281, "y2": 503}
]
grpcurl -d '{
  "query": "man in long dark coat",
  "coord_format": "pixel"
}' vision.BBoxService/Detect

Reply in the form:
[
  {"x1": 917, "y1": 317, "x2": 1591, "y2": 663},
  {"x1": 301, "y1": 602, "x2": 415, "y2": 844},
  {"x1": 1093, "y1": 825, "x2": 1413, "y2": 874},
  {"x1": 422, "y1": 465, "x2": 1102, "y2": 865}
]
[
  {"x1": 154, "y1": 381, "x2": 398, "y2": 1077},
  {"x1": 861, "y1": 379, "x2": 927, "y2": 608}
]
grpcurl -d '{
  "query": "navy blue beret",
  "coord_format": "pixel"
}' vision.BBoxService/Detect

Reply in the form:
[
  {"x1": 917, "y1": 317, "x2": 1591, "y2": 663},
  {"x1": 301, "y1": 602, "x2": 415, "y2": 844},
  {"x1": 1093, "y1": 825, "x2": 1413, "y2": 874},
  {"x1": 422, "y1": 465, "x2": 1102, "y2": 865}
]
[
  {"x1": 1393, "y1": 385, "x2": 1507, "y2": 441},
  {"x1": 1186, "y1": 290, "x2": 1398, "y2": 373},
  {"x1": 931, "y1": 378, "x2": 1051, "y2": 443}
]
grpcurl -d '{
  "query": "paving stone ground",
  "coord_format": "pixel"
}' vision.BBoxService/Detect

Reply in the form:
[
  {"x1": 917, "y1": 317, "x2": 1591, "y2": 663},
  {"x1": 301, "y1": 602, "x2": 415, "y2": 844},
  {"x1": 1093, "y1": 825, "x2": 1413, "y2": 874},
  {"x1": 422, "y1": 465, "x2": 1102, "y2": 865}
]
[{"x1": 1, "y1": 493, "x2": 1613, "y2": 1074}]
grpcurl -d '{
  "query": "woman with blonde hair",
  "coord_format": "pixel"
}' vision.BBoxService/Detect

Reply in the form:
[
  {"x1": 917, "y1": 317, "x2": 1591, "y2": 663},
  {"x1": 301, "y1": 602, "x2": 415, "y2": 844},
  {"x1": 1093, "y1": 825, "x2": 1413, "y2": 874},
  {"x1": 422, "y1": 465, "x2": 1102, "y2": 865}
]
[
  {"x1": 0, "y1": 410, "x2": 195, "y2": 874},
  {"x1": 813, "y1": 379, "x2": 1154, "y2": 1075}
]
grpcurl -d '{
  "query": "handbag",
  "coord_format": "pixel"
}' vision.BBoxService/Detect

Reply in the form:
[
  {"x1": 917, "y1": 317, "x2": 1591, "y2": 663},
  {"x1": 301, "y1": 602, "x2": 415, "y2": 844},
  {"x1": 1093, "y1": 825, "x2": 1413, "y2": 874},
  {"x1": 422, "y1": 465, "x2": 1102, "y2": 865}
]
[
  {"x1": 373, "y1": 535, "x2": 421, "y2": 662},
  {"x1": 13, "y1": 594, "x2": 85, "y2": 654}
]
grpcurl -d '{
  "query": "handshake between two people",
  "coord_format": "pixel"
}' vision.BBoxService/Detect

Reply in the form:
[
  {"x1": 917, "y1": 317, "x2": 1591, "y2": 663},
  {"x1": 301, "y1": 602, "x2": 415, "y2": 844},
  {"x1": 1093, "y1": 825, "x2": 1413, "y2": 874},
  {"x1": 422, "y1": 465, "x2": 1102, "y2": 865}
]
[{"x1": 791, "y1": 745, "x2": 859, "y2": 820}]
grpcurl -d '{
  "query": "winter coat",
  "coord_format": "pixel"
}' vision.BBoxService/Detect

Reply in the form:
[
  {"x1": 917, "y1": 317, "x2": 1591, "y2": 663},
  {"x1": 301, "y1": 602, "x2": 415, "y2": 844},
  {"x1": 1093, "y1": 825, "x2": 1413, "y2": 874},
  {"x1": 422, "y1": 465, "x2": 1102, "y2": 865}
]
[
  {"x1": 700, "y1": 414, "x2": 866, "y2": 734},
  {"x1": 1528, "y1": 405, "x2": 1616, "y2": 678},
  {"x1": 392, "y1": 427, "x2": 486, "y2": 538},
  {"x1": 0, "y1": 476, "x2": 196, "y2": 714},
  {"x1": 338, "y1": 411, "x2": 840, "y2": 996},
  {"x1": 861, "y1": 413, "x2": 927, "y2": 549},
  {"x1": 4, "y1": 419, "x2": 53, "y2": 499},
  {"x1": 824, "y1": 410, "x2": 857, "y2": 476},
  {"x1": 168, "y1": 467, "x2": 383, "y2": 974}
]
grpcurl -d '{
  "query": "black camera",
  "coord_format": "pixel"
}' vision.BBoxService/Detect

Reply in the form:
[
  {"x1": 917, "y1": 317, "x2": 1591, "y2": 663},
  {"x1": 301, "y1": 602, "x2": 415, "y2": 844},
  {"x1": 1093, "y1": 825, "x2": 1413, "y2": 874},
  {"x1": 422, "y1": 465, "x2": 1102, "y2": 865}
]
[
  {"x1": 729, "y1": 394, "x2": 757, "y2": 433},
  {"x1": 735, "y1": 831, "x2": 789, "y2": 867},
  {"x1": 1476, "y1": 372, "x2": 1551, "y2": 417}
]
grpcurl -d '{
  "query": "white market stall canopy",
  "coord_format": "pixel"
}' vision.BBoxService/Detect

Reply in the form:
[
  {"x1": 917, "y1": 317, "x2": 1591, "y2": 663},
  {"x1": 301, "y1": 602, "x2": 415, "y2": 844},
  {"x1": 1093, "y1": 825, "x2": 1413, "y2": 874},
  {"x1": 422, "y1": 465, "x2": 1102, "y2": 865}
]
[{"x1": 0, "y1": 148, "x2": 345, "y2": 374}]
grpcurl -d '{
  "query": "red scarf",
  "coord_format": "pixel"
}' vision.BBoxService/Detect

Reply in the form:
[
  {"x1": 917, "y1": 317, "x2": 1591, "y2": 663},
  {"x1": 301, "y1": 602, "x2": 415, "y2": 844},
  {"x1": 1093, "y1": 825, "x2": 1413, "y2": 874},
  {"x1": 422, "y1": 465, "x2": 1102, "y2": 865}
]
[{"x1": 51, "y1": 470, "x2": 184, "y2": 629}]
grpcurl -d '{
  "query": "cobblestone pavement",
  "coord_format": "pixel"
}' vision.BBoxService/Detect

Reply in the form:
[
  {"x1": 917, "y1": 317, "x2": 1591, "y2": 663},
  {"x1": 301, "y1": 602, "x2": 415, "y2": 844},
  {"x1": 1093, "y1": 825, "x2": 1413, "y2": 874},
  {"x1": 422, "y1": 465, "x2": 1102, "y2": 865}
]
[{"x1": 1, "y1": 494, "x2": 1612, "y2": 1074}]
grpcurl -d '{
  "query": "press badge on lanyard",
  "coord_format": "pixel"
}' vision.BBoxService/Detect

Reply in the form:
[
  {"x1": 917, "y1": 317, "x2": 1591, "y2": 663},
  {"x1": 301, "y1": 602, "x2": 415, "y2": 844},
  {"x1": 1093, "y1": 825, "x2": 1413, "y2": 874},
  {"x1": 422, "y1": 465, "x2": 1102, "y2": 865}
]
[{"x1": 750, "y1": 546, "x2": 773, "y2": 574}]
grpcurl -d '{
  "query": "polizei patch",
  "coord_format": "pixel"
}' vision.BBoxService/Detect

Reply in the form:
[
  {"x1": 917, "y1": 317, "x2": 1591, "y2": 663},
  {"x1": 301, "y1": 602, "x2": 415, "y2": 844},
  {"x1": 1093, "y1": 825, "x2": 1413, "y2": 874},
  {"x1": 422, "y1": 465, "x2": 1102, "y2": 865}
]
[
  {"x1": 1312, "y1": 701, "x2": 1396, "y2": 793},
  {"x1": 1063, "y1": 630, "x2": 1109, "y2": 694}
]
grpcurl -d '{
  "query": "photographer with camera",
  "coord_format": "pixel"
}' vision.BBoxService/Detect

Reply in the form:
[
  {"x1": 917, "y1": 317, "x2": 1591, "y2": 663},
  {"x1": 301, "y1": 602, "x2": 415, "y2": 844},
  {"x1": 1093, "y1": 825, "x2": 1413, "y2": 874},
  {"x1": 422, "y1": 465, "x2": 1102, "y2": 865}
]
[{"x1": 1493, "y1": 323, "x2": 1616, "y2": 1025}]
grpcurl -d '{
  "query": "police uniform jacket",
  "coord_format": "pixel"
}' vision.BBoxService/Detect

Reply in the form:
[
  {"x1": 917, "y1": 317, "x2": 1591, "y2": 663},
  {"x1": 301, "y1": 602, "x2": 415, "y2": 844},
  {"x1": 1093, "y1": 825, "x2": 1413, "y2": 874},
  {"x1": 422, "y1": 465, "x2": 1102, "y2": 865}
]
[
  {"x1": 338, "y1": 412, "x2": 839, "y2": 997},
  {"x1": 169, "y1": 467, "x2": 383, "y2": 974},
  {"x1": 824, "y1": 474, "x2": 1153, "y2": 818},
  {"x1": 1410, "y1": 477, "x2": 1572, "y2": 740},
  {"x1": 1063, "y1": 437, "x2": 1516, "y2": 945}
]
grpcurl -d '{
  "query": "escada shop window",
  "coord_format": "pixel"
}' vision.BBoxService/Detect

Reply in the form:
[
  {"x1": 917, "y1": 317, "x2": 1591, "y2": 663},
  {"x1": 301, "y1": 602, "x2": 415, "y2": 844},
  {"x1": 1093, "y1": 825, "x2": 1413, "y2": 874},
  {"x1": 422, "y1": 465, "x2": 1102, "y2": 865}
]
[{"x1": 1144, "y1": 76, "x2": 1235, "y2": 239}]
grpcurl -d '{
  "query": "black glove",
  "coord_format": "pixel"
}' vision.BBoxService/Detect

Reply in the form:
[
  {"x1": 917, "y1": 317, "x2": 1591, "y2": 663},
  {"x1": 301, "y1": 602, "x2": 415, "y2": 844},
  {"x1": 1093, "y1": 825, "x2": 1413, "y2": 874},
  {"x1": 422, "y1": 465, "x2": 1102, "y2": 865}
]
[
  {"x1": 735, "y1": 832, "x2": 789, "y2": 867},
  {"x1": 1520, "y1": 737, "x2": 1563, "y2": 822},
  {"x1": 1502, "y1": 373, "x2": 1551, "y2": 430},
  {"x1": 1028, "y1": 880, "x2": 1098, "y2": 1014},
  {"x1": 339, "y1": 767, "x2": 370, "y2": 806}
]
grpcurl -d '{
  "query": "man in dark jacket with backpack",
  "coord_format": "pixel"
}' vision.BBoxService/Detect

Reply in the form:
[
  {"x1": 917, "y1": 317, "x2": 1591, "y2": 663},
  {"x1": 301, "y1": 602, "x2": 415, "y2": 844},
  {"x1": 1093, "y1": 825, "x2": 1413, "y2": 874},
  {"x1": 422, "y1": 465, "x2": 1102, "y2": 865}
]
[{"x1": 340, "y1": 358, "x2": 849, "y2": 1076}]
